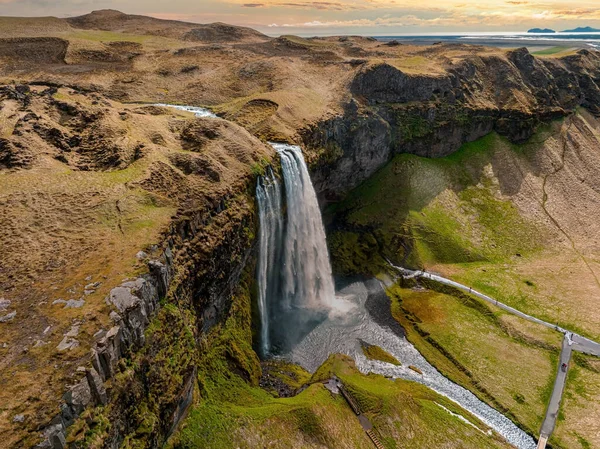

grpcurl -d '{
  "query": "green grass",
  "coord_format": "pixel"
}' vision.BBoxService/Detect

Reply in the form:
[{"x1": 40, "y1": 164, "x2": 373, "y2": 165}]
[
  {"x1": 170, "y1": 272, "x2": 513, "y2": 449},
  {"x1": 361, "y1": 342, "x2": 401, "y2": 366},
  {"x1": 387, "y1": 283, "x2": 561, "y2": 436},
  {"x1": 329, "y1": 132, "x2": 543, "y2": 271},
  {"x1": 532, "y1": 46, "x2": 570, "y2": 56},
  {"x1": 552, "y1": 354, "x2": 600, "y2": 449}
]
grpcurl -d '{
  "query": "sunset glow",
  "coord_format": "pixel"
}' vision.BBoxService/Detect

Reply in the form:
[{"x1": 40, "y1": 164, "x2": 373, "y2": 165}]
[{"x1": 1, "y1": 0, "x2": 600, "y2": 35}]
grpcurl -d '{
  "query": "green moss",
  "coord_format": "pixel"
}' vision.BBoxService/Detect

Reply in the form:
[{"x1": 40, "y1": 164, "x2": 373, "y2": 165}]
[
  {"x1": 329, "y1": 131, "x2": 543, "y2": 271},
  {"x1": 361, "y1": 342, "x2": 401, "y2": 366},
  {"x1": 328, "y1": 230, "x2": 383, "y2": 275}
]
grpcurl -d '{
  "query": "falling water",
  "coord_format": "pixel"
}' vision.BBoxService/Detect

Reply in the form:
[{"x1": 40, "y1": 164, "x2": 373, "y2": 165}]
[
  {"x1": 255, "y1": 167, "x2": 283, "y2": 357},
  {"x1": 254, "y1": 145, "x2": 536, "y2": 448},
  {"x1": 275, "y1": 144, "x2": 337, "y2": 312},
  {"x1": 256, "y1": 143, "x2": 339, "y2": 355}
]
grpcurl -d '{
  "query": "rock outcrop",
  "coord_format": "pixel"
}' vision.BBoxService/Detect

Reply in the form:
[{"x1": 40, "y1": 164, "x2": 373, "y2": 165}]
[{"x1": 305, "y1": 48, "x2": 600, "y2": 202}]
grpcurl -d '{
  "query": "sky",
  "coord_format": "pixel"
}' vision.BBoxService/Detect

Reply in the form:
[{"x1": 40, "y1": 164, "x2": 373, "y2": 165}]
[{"x1": 1, "y1": 0, "x2": 600, "y2": 36}]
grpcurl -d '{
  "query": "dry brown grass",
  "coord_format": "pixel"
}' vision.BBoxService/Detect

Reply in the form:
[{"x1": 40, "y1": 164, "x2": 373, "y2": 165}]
[{"x1": 0, "y1": 87, "x2": 272, "y2": 446}]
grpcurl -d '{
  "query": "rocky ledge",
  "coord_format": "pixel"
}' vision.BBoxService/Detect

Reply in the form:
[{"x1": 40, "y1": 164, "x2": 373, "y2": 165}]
[
  {"x1": 37, "y1": 256, "x2": 171, "y2": 449},
  {"x1": 303, "y1": 48, "x2": 600, "y2": 202}
]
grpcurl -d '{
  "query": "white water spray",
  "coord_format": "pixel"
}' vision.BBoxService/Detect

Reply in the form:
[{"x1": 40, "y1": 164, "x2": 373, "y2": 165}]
[
  {"x1": 256, "y1": 143, "x2": 342, "y2": 355},
  {"x1": 255, "y1": 167, "x2": 283, "y2": 357},
  {"x1": 275, "y1": 144, "x2": 337, "y2": 312}
]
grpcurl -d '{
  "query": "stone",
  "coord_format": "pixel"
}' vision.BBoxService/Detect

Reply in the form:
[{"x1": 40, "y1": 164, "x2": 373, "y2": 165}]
[
  {"x1": 65, "y1": 299, "x2": 85, "y2": 308},
  {"x1": 86, "y1": 368, "x2": 107, "y2": 405},
  {"x1": 85, "y1": 282, "x2": 100, "y2": 290},
  {"x1": 57, "y1": 337, "x2": 79, "y2": 351},
  {"x1": 53, "y1": 298, "x2": 84, "y2": 308},
  {"x1": 33, "y1": 340, "x2": 47, "y2": 347},
  {"x1": 106, "y1": 285, "x2": 140, "y2": 313},
  {"x1": 0, "y1": 298, "x2": 10, "y2": 311},
  {"x1": 136, "y1": 250, "x2": 148, "y2": 260},
  {"x1": 37, "y1": 423, "x2": 65, "y2": 449},
  {"x1": 13, "y1": 414, "x2": 25, "y2": 423},
  {"x1": 50, "y1": 430, "x2": 66, "y2": 449},
  {"x1": 148, "y1": 260, "x2": 169, "y2": 298},
  {"x1": 0, "y1": 311, "x2": 16, "y2": 322},
  {"x1": 64, "y1": 377, "x2": 92, "y2": 415},
  {"x1": 90, "y1": 348, "x2": 105, "y2": 381},
  {"x1": 65, "y1": 324, "x2": 80, "y2": 338},
  {"x1": 43, "y1": 326, "x2": 52, "y2": 334}
]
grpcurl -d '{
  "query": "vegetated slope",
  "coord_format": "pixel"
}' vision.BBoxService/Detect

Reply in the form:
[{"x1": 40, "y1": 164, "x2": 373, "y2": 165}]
[
  {"x1": 0, "y1": 16, "x2": 73, "y2": 37},
  {"x1": 553, "y1": 354, "x2": 600, "y2": 448},
  {"x1": 0, "y1": 85, "x2": 272, "y2": 448},
  {"x1": 330, "y1": 112, "x2": 600, "y2": 340},
  {"x1": 387, "y1": 284, "x2": 561, "y2": 439},
  {"x1": 66, "y1": 9, "x2": 270, "y2": 43},
  {"x1": 328, "y1": 112, "x2": 600, "y2": 448},
  {"x1": 2, "y1": 10, "x2": 600, "y2": 448},
  {"x1": 170, "y1": 273, "x2": 513, "y2": 449}
]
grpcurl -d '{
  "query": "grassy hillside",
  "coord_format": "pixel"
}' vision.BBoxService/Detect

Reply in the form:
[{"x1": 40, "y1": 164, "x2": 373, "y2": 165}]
[
  {"x1": 387, "y1": 284, "x2": 560, "y2": 438},
  {"x1": 328, "y1": 113, "x2": 600, "y2": 447},
  {"x1": 166, "y1": 265, "x2": 512, "y2": 449},
  {"x1": 174, "y1": 322, "x2": 514, "y2": 449},
  {"x1": 329, "y1": 132, "x2": 544, "y2": 270},
  {"x1": 552, "y1": 354, "x2": 600, "y2": 449},
  {"x1": 329, "y1": 114, "x2": 600, "y2": 341}
]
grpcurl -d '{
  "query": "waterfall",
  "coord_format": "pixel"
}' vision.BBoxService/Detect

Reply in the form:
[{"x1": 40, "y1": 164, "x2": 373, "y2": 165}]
[
  {"x1": 275, "y1": 144, "x2": 336, "y2": 312},
  {"x1": 255, "y1": 167, "x2": 283, "y2": 357},
  {"x1": 255, "y1": 143, "x2": 338, "y2": 355}
]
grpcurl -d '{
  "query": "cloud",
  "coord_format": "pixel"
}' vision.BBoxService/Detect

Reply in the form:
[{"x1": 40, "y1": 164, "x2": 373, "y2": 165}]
[
  {"x1": 243, "y1": 1, "x2": 365, "y2": 10},
  {"x1": 266, "y1": 5, "x2": 600, "y2": 29}
]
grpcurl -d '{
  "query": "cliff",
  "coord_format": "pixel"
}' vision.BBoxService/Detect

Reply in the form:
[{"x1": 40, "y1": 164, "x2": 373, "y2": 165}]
[
  {"x1": 304, "y1": 47, "x2": 600, "y2": 202},
  {"x1": 2, "y1": 11, "x2": 600, "y2": 449}
]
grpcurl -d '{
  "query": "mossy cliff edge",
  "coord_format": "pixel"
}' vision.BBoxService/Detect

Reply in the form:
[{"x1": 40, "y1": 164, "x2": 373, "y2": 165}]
[{"x1": 302, "y1": 49, "x2": 600, "y2": 204}]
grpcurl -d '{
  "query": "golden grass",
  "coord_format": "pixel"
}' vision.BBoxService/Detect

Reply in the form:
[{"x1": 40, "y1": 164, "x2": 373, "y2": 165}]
[
  {"x1": 387, "y1": 56, "x2": 448, "y2": 75},
  {"x1": 440, "y1": 252, "x2": 600, "y2": 342},
  {"x1": 361, "y1": 343, "x2": 401, "y2": 366}
]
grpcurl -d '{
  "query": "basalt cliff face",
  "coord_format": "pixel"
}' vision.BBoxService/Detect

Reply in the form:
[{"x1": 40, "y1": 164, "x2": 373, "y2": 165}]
[
  {"x1": 304, "y1": 48, "x2": 600, "y2": 202},
  {"x1": 1, "y1": 10, "x2": 600, "y2": 449}
]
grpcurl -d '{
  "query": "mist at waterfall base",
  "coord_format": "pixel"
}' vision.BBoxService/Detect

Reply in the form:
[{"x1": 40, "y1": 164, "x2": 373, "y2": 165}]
[
  {"x1": 256, "y1": 143, "x2": 353, "y2": 357},
  {"x1": 256, "y1": 144, "x2": 536, "y2": 448}
]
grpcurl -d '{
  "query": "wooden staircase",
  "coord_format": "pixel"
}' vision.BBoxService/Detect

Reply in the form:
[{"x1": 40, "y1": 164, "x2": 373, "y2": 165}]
[
  {"x1": 366, "y1": 429, "x2": 386, "y2": 449},
  {"x1": 339, "y1": 385, "x2": 361, "y2": 415}
]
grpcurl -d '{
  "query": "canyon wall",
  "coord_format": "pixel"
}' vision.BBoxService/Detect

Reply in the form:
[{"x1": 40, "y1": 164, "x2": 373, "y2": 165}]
[{"x1": 303, "y1": 48, "x2": 600, "y2": 202}]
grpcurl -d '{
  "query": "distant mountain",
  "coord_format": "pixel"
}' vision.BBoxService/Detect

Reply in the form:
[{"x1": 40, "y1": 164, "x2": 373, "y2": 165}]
[
  {"x1": 562, "y1": 26, "x2": 600, "y2": 33},
  {"x1": 66, "y1": 9, "x2": 270, "y2": 43},
  {"x1": 527, "y1": 28, "x2": 556, "y2": 33}
]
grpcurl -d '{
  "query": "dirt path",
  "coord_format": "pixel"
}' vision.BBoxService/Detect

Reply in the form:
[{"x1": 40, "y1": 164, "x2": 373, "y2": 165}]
[{"x1": 539, "y1": 335, "x2": 573, "y2": 443}]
